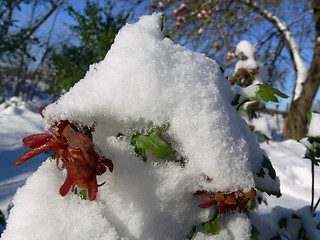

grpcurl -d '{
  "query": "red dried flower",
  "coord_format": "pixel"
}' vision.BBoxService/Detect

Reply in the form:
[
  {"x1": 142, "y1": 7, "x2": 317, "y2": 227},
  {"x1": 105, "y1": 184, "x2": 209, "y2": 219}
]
[
  {"x1": 15, "y1": 107, "x2": 113, "y2": 200},
  {"x1": 196, "y1": 188, "x2": 256, "y2": 214}
]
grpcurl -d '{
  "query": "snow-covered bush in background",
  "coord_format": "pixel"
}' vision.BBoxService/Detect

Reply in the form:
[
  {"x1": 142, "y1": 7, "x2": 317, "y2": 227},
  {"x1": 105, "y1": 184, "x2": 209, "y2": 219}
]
[
  {"x1": 226, "y1": 40, "x2": 286, "y2": 141},
  {"x1": 2, "y1": 14, "x2": 282, "y2": 239},
  {"x1": 271, "y1": 112, "x2": 320, "y2": 240}
]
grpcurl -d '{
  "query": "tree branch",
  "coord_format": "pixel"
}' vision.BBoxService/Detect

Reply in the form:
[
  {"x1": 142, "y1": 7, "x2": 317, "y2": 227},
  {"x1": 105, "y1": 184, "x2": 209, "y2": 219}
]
[
  {"x1": 237, "y1": 0, "x2": 308, "y2": 101},
  {"x1": 22, "y1": 0, "x2": 69, "y2": 43}
]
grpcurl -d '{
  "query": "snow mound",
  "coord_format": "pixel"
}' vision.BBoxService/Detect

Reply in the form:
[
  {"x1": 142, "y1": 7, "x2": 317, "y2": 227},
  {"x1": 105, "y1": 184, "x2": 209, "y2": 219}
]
[
  {"x1": 3, "y1": 14, "x2": 275, "y2": 239},
  {"x1": 3, "y1": 160, "x2": 118, "y2": 240},
  {"x1": 43, "y1": 13, "x2": 263, "y2": 194}
]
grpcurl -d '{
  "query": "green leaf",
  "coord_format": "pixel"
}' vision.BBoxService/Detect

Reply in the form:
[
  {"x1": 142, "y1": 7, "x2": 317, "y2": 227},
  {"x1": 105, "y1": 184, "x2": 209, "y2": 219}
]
[
  {"x1": 161, "y1": 13, "x2": 167, "y2": 32},
  {"x1": 80, "y1": 189, "x2": 88, "y2": 200},
  {"x1": 131, "y1": 127, "x2": 173, "y2": 162},
  {"x1": 245, "y1": 198, "x2": 257, "y2": 211},
  {"x1": 255, "y1": 156, "x2": 281, "y2": 197},
  {"x1": 262, "y1": 156, "x2": 276, "y2": 180},
  {"x1": 256, "y1": 156, "x2": 276, "y2": 180},
  {"x1": 251, "y1": 225, "x2": 260, "y2": 240},
  {"x1": 203, "y1": 218, "x2": 221, "y2": 235},
  {"x1": 251, "y1": 84, "x2": 289, "y2": 103},
  {"x1": 308, "y1": 136, "x2": 320, "y2": 144}
]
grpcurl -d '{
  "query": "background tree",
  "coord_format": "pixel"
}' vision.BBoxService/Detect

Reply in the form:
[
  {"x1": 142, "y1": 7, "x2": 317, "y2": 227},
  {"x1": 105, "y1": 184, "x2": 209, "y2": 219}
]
[
  {"x1": 0, "y1": 0, "x2": 68, "y2": 99},
  {"x1": 282, "y1": 0, "x2": 320, "y2": 140},
  {"x1": 126, "y1": 0, "x2": 315, "y2": 140},
  {"x1": 49, "y1": 0, "x2": 128, "y2": 94},
  {"x1": 0, "y1": 0, "x2": 68, "y2": 59}
]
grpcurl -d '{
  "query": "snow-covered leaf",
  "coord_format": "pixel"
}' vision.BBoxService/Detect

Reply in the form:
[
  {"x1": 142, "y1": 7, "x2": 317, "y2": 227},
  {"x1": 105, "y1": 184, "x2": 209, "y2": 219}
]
[
  {"x1": 161, "y1": 13, "x2": 167, "y2": 31},
  {"x1": 257, "y1": 156, "x2": 276, "y2": 180},
  {"x1": 251, "y1": 84, "x2": 288, "y2": 103},
  {"x1": 251, "y1": 224, "x2": 260, "y2": 240},
  {"x1": 131, "y1": 127, "x2": 172, "y2": 162}
]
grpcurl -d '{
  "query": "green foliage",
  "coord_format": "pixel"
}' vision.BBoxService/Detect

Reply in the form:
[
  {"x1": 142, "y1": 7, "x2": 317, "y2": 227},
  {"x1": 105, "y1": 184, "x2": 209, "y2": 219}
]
[
  {"x1": 161, "y1": 13, "x2": 167, "y2": 32},
  {"x1": 245, "y1": 198, "x2": 257, "y2": 211},
  {"x1": 79, "y1": 189, "x2": 88, "y2": 200},
  {"x1": 131, "y1": 126, "x2": 173, "y2": 162},
  {"x1": 49, "y1": 0, "x2": 128, "y2": 94},
  {"x1": 256, "y1": 156, "x2": 276, "y2": 180},
  {"x1": 250, "y1": 84, "x2": 289, "y2": 103},
  {"x1": 202, "y1": 213, "x2": 223, "y2": 235},
  {"x1": 278, "y1": 215, "x2": 309, "y2": 240},
  {"x1": 73, "y1": 187, "x2": 88, "y2": 200},
  {"x1": 251, "y1": 225, "x2": 260, "y2": 240},
  {"x1": 255, "y1": 156, "x2": 281, "y2": 197},
  {"x1": 202, "y1": 218, "x2": 221, "y2": 235}
]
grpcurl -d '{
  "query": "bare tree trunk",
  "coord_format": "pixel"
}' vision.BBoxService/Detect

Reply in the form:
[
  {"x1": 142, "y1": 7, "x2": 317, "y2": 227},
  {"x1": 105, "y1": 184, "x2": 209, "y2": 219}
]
[{"x1": 283, "y1": 0, "x2": 320, "y2": 140}]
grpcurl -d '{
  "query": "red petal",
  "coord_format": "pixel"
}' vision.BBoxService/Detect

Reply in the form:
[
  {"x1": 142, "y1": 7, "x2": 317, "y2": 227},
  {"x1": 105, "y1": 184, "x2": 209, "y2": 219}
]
[
  {"x1": 199, "y1": 202, "x2": 214, "y2": 208},
  {"x1": 97, "y1": 157, "x2": 114, "y2": 174},
  {"x1": 201, "y1": 192, "x2": 213, "y2": 203},
  {"x1": 59, "y1": 174, "x2": 74, "y2": 197},
  {"x1": 15, "y1": 140, "x2": 60, "y2": 166},
  {"x1": 87, "y1": 178, "x2": 98, "y2": 200},
  {"x1": 98, "y1": 181, "x2": 106, "y2": 187},
  {"x1": 105, "y1": 158, "x2": 114, "y2": 173},
  {"x1": 39, "y1": 106, "x2": 46, "y2": 118},
  {"x1": 22, "y1": 133, "x2": 53, "y2": 148}
]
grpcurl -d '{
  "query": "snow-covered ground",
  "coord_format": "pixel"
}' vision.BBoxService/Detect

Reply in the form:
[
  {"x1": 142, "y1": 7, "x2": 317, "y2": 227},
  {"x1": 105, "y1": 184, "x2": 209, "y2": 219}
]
[{"x1": 0, "y1": 99, "x2": 50, "y2": 214}]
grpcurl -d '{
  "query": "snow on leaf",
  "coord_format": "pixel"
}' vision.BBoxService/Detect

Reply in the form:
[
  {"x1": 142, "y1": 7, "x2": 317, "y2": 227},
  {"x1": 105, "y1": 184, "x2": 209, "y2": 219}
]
[
  {"x1": 262, "y1": 156, "x2": 276, "y2": 180},
  {"x1": 161, "y1": 13, "x2": 167, "y2": 32},
  {"x1": 251, "y1": 84, "x2": 289, "y2": 103},
  {"x1": 131, "y1": 127, "x2": 173, "y2": 162},
  {"x1": 256, "y1": 156, "x2": 277, "y2": 180},
  {"x1": 251, "y1": 224, "x2": 260, "y2": 240}
]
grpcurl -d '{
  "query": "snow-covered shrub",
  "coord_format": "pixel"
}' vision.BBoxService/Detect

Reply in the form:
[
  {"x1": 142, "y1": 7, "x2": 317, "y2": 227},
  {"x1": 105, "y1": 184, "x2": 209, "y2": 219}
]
[
  {"x1": 271, "y1": 112, "x2": 320, "y2": 240},
  {"x1": 226, "y1": 40, "x2": 288, "y2": 141},
  {"x1": 3, "y1": 14, "x2": 282, "y2": 239}
]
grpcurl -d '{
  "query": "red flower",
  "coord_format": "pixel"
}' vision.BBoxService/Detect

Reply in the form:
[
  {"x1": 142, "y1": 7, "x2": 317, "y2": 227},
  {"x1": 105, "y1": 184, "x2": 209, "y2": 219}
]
[
  {"x1": 15, "y1": 107, "x2": 113, "y2": 200},
  {"x1": 196, "y1": 188, "x2": 256, "y2": 214}
]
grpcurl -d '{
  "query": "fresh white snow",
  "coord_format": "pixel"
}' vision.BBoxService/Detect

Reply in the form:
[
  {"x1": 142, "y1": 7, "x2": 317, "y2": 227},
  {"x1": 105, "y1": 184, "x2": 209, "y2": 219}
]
[
  {"x1": 234, "y1": 40, "x2": 269, "y2": 85},
  {"x1": 0, "y1": 13, "x2": 318, "y2": 239}
]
